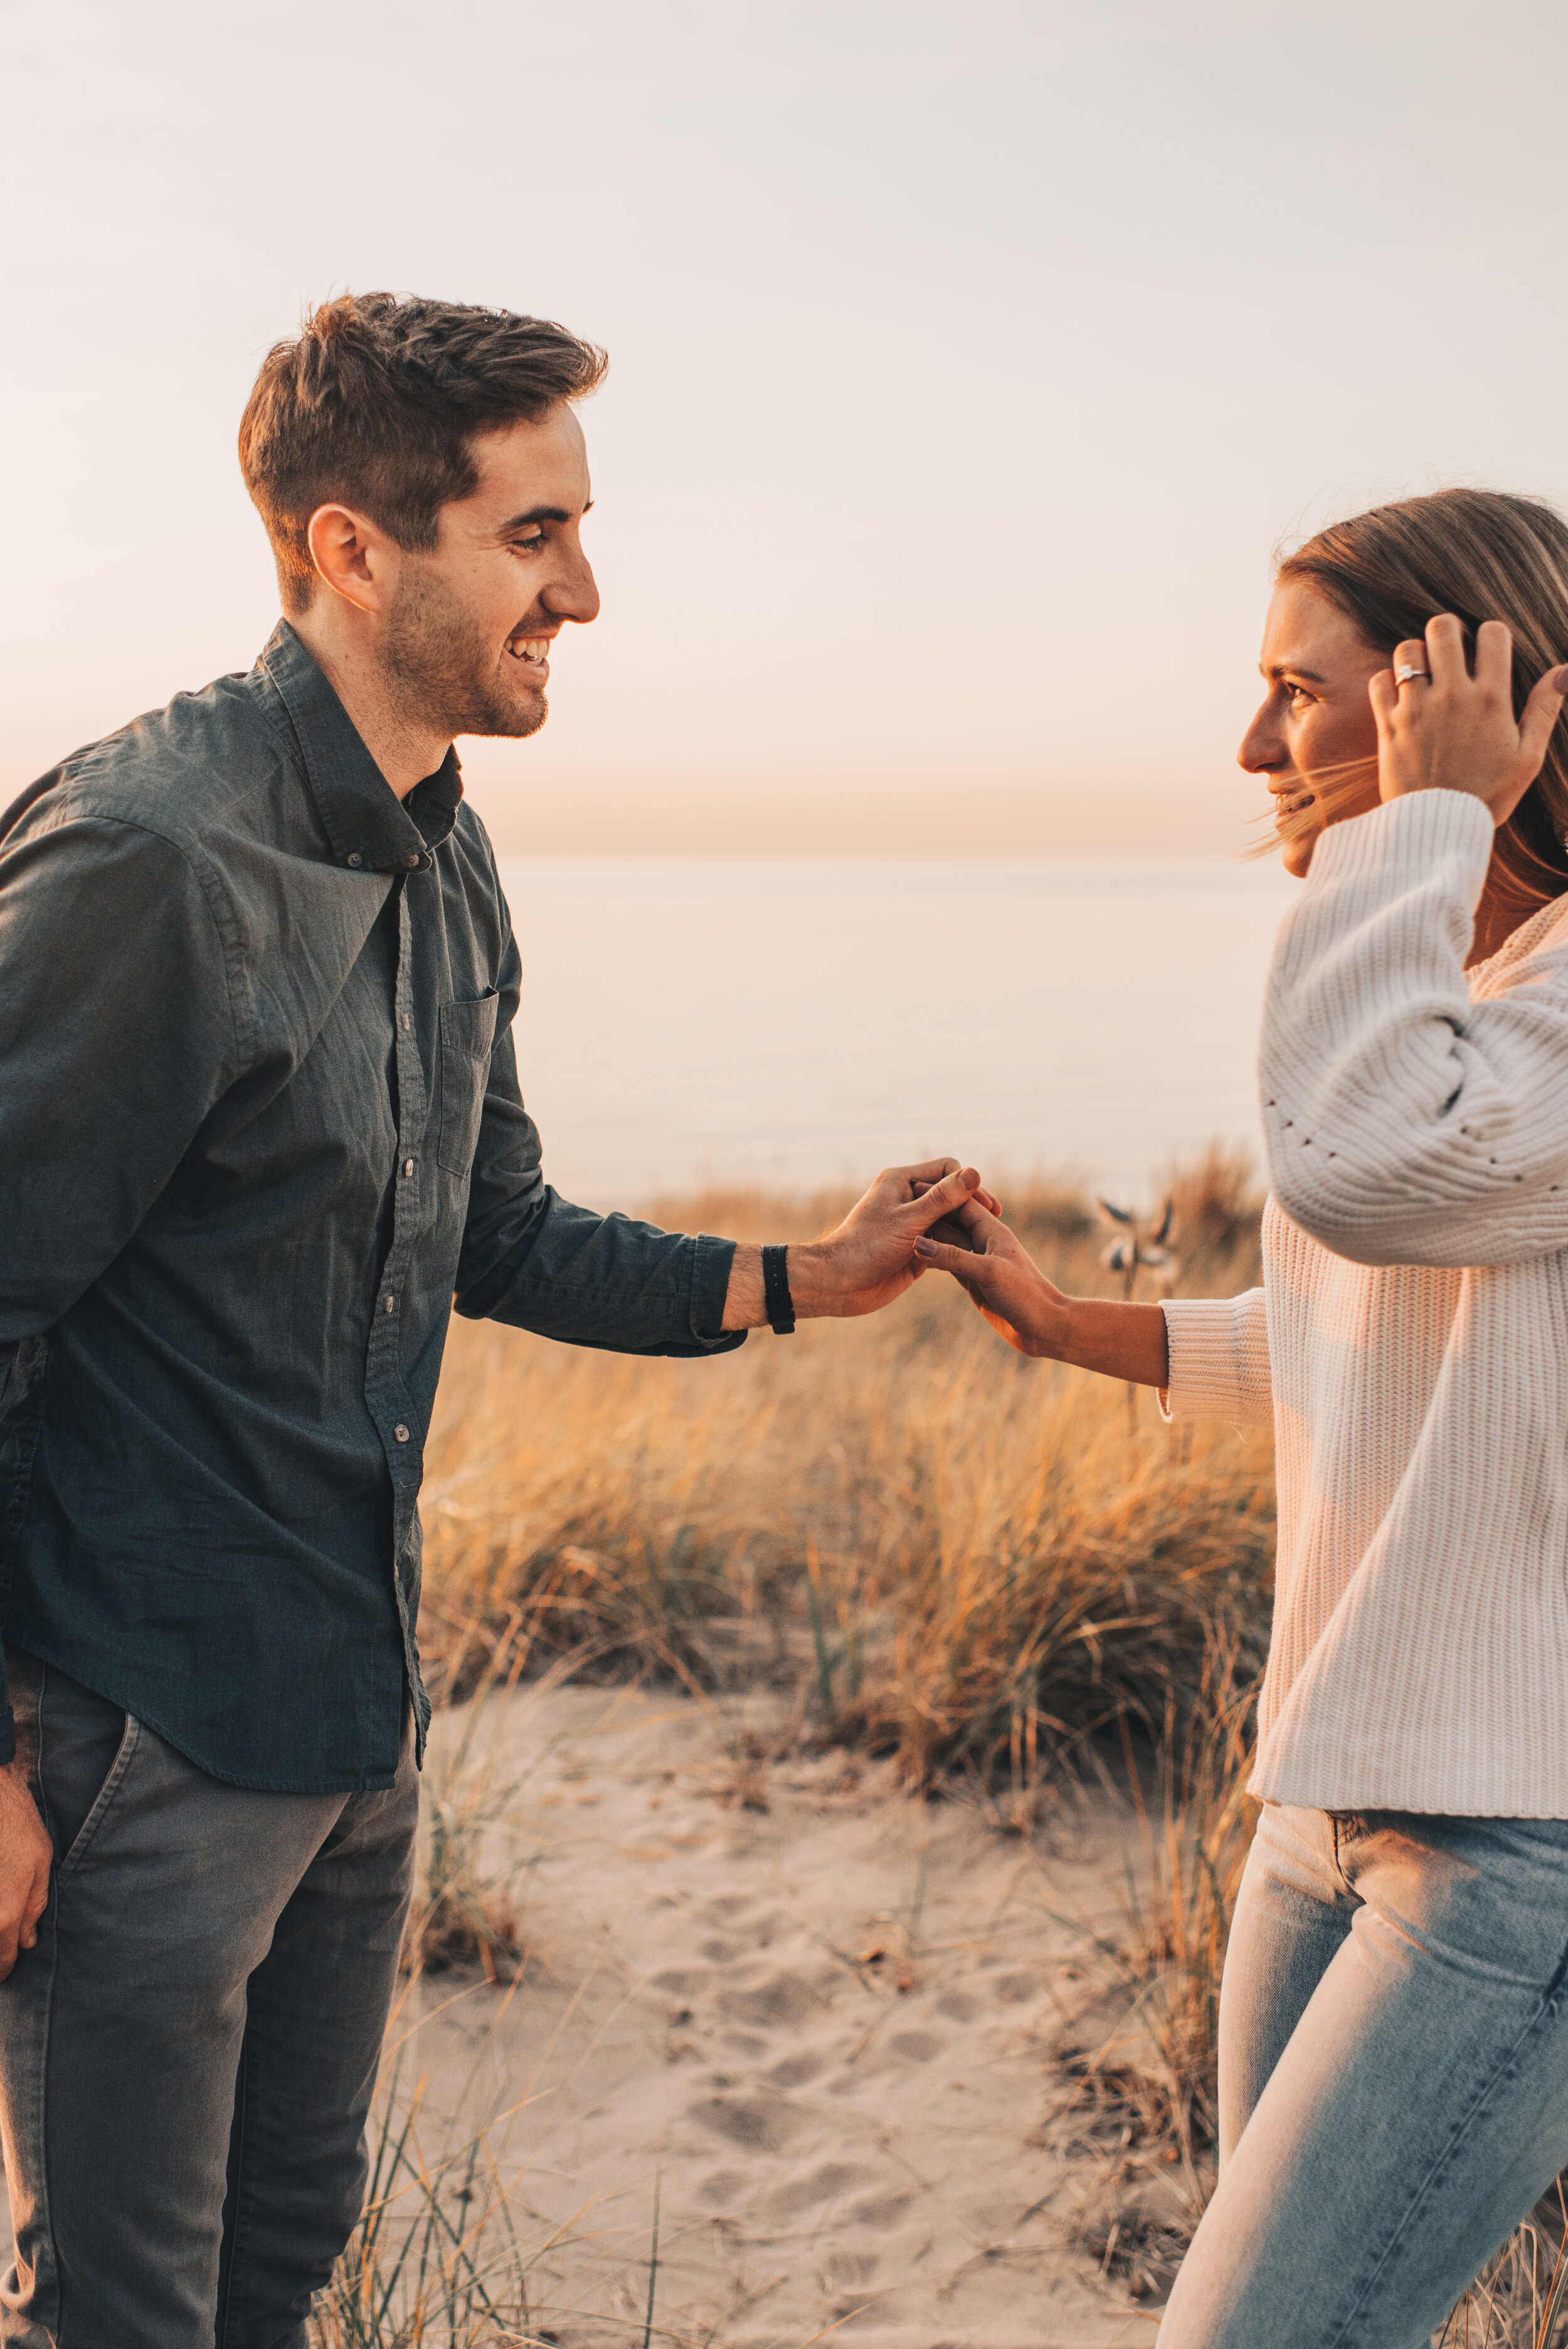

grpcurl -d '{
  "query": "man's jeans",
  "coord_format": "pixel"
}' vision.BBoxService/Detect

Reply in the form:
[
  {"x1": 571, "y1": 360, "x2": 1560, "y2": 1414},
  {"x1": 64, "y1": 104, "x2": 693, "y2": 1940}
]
[
  {"x1": 0, "y1": 1649, "x2": 418, "y2": 2346},
  {"x1": 1160, "y1": 1801, "x2": 1568, "y2": 2347}
]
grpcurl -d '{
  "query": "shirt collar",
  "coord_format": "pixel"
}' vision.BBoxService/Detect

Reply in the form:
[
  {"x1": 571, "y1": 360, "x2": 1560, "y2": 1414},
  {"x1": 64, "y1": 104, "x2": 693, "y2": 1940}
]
[{"x1": 255, "y1": 620, "x2": 464, "y2": 873}]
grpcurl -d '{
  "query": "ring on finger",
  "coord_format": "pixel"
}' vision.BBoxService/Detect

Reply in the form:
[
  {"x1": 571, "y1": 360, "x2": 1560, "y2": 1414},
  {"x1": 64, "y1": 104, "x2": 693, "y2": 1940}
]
[{"x1": 1396, "y1": 662, "x2": 1429, "y2": 686}]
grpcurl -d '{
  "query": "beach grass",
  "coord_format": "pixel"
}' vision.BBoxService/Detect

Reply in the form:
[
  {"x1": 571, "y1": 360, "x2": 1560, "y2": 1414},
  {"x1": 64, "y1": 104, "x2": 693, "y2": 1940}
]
[
  {"x1": 398, "y1": 1159, "x2": 1568, "y2": 2335},
  {"x1": 417, "y1": 1153, "x2": 1274, "y2": 1796}
]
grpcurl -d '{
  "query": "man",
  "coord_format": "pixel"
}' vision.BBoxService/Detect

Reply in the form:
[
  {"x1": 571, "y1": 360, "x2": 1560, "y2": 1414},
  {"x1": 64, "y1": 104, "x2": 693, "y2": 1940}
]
[{"x1": 0, "y1": 293, "x2": 983, "y2": 2344}]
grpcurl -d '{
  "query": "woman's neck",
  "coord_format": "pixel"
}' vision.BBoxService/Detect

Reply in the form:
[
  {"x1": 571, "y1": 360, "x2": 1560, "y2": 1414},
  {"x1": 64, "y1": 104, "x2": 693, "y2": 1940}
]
[{"x1": 1470, "y1": 856, "x2": 1554, "y2": 968}]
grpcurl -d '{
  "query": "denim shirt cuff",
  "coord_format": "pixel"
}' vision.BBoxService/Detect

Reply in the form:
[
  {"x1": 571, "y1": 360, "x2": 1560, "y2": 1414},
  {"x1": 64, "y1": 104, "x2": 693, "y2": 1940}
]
[{"x1": 689, "y1": 1234, "x2": 742, "y2": 1346}]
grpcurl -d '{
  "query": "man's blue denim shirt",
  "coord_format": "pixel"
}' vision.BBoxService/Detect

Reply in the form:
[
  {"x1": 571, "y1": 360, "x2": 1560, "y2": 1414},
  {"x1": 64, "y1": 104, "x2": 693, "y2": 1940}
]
[{"x1": 0, "y1": 624, "x2": 741, "y2": 1791}]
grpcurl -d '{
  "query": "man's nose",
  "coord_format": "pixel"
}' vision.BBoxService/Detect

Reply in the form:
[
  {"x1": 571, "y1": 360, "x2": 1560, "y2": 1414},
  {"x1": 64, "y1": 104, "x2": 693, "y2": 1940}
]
[{"x1": 545, "y1": 548, "x2": 601, "y2": 627}]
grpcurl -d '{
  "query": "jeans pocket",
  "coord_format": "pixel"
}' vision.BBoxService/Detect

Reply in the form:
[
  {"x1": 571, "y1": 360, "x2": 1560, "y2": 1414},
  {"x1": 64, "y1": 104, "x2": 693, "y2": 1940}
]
[
  {"x1": 436, "y1": 994, "x2": 499, "y2": 1175},
  {"x1": 55, "y1": 1713, "x2": 139, "y2": 1880}
]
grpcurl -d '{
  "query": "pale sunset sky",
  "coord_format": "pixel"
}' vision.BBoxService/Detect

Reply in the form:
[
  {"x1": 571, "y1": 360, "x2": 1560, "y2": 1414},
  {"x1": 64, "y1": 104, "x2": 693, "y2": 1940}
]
[{"x1": 6, "y1": 0, "x2": 1568, "y2": 857}]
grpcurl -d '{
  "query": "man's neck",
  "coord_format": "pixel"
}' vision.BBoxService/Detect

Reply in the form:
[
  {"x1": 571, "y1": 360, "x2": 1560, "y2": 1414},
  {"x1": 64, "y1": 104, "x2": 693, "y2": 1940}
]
[{"x1": 289, "y1": 612, "x2": 450, "y2": 803}]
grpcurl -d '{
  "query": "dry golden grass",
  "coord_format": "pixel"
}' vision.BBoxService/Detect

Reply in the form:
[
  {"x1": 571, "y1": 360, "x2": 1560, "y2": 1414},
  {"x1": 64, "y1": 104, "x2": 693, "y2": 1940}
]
[
  {"x1": 386, "y1": 1154, "x2": 1566, "y2": 2333},
  {"x1": 419, "y1": 1156, "x2": 1275, "y2": 1801}
]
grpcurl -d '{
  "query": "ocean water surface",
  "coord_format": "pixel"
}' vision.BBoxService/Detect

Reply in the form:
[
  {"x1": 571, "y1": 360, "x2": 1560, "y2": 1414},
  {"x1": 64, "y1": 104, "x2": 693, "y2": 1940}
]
[{"x1": 497, "y1": 857, "x2": 1298, "y2": 1209}]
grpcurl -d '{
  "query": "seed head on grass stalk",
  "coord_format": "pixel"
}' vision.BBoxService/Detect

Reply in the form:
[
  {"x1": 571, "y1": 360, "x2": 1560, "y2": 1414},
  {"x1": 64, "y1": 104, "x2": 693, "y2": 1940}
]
[{"x1": 1098, "y1": 1196, "x2": 1180, "y2": 1445}]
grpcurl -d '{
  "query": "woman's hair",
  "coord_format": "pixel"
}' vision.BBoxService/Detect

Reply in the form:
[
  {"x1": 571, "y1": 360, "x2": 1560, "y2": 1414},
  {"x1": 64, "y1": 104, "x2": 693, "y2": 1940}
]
[{"x1": 1278, "y1": 488, "x2": 1568, "y2": 908}]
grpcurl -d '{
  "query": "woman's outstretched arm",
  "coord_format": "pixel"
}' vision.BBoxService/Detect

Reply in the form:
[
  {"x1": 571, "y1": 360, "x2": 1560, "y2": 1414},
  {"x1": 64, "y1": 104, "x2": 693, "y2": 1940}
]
[
  {"x1": 913, "y1": 1202, "x2": 1170, "y2": 1383},
  {"x1": 916, "y1": 1206, "x2": 1274, "y2": 1424}
]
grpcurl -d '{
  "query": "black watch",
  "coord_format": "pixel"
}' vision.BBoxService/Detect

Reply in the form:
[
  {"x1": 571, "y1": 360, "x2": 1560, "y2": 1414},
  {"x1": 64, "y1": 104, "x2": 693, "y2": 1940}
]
[{"x1": 761, "y1": 1244, "x2": 796, "y2": 1335}]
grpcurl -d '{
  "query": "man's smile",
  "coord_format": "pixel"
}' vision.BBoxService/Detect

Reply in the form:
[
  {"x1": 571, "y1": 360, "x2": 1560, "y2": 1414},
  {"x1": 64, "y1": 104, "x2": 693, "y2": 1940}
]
[{"x1": 506, "y1": 631, "x2": 553, "y2": 672}]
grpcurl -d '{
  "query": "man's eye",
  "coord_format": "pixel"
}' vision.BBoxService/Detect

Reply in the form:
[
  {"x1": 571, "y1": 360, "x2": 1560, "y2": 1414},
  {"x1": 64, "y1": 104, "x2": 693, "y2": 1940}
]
[
  {"x1": 1287, "y1": 682, "x2": 1315, "y2": 706},
  {"x1": 511, "y1": 533, "x2": 546, "y2": 554}
]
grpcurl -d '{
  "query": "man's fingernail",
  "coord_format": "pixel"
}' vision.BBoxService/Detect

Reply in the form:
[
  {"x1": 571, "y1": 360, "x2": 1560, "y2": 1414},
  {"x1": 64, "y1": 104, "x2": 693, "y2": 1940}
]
[{"x1": 1554, "y1": 665, "x2": 1568, "y2": 695}]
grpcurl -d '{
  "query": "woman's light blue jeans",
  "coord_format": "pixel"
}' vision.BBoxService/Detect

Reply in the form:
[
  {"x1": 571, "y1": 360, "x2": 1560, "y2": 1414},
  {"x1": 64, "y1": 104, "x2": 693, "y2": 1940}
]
[{"x1": 1158, "y1": 1802, "x2": 1568, "y2": 2347}]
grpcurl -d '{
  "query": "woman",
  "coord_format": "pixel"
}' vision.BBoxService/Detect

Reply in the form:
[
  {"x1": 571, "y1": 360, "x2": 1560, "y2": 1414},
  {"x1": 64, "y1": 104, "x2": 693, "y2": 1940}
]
[{"x1": 913, "y1": 489, "x2": 1568, "y2": 2346}]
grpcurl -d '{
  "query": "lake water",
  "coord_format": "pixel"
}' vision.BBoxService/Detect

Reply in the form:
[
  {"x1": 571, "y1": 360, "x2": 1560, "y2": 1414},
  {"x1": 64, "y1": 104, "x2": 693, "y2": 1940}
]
[{"x1": 497, "y1": 857, "x2": 1299, "y2": 1209}]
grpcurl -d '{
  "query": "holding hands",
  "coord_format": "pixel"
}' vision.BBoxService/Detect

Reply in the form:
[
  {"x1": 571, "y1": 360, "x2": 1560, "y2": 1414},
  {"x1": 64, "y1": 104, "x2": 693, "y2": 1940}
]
[
  {"x1": 726, "y1": 1158, "x2": 1002, "y2": 1328},
  {"x1": 1371, "y1": 614, "x2": 1568, "y2": 824},
  {"x1": 797, "y1": 1159, "x2": 1000, "y2": 1318}
]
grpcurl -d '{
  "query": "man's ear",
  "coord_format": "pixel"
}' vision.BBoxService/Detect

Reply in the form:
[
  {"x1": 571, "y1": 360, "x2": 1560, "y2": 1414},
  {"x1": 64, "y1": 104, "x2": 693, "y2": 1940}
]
[{"x1": 305, "y1": 502, "x2": 400, "y2": 617}]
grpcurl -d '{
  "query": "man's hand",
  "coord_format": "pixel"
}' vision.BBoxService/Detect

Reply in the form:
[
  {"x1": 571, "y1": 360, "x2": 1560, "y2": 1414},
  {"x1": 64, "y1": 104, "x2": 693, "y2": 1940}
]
[
  {"x1": 0, "y1": 1759, "x2": 51, "y2": 1981},
  {"x1": 1370, "y1": 614, "x2": 1568, "y2": 827},
  {"x1": 721, "y1": 1159, "x2": 998, "y2": 1328},
  {"x1": 792, "y1": 1159, "x2": 995, "y2": 1319}
]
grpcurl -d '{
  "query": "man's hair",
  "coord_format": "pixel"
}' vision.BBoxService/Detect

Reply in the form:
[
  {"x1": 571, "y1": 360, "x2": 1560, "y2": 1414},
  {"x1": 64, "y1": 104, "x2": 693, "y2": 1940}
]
[{"x1": 238, "y1": 292, "x2": 608, "y2": 614}]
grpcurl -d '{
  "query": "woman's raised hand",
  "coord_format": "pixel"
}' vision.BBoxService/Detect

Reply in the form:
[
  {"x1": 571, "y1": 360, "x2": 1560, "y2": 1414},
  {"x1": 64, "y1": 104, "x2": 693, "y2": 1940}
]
[
  {"x1": 1369, "y1": 615, "x2": 1568, "y2": 826},
  {"x1": 913, "y1": 1198, "x2": 1067, "y2": 1357}
]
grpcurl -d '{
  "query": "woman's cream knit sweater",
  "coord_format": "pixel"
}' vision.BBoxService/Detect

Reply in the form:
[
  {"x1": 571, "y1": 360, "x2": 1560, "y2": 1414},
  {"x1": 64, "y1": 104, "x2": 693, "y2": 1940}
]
[{"x1": 1160, "y1": 788, "x2": 1568, "y2": 1816}]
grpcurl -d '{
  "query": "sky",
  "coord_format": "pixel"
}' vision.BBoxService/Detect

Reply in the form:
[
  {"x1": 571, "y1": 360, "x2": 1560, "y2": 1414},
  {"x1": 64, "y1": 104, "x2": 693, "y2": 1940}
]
[{"x1": 7, "y1": 0, "x2": 1568, "y2": 857}]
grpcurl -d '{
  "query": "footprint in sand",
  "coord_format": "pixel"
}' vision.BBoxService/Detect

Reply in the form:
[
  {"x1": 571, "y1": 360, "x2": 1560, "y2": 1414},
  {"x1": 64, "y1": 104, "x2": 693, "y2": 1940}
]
[
  {"x1": 847, "y1": 2187, "x2": 914, "y2": 2226},
  {"x1": 691, "y1": 2087, "x2": 807, "y2": 2153},
  {"x1": 992, "y1": 1970, "x2": 1042, "y2": 2002},
  {"x1": 887, "y1": 2028, "x2": 946, "y2": 2062},
  {"x1": 714, "y1": 1968, "x2": 826, "y2": 2030},
  {"x1": 647, "y1": 1966, "x2": 710, "y2": 1998},
  {"x1": 767, "y1": 2050, "x2": 827, "y2": 2087},
  {"x1": 760, "y1": 2161, "x2": 874, "y2": 2220}
]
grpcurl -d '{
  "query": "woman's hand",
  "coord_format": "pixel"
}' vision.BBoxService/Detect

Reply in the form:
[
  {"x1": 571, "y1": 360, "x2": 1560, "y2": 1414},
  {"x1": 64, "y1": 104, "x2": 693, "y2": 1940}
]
[
  {"x1": 1370, "y1": 614, "x2": 1568, "y2": 827},
  {"x1": 914, "y1": 1197, "x2": 1172, "y2": 1384},
  {"x1": 913, "y1": 1197, "x2": 1071, "y2": 1356}
]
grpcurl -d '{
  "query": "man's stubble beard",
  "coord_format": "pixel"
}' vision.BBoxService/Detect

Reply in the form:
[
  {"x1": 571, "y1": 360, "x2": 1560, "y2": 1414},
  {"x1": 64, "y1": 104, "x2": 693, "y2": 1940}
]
[{"x1": 384, "y1": 566, "x2": 548, "y2": 743}]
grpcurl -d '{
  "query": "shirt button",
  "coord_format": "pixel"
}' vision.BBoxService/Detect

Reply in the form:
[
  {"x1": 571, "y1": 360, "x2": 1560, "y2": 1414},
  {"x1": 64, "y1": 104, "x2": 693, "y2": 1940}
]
[
  {"x1": 403, "y1": 1157, "x2": 415, "y2": 1177},
  {"x1": 385, "y1": 1294, "x2": 396, "y2": 1313},
  {"x1": 401, "y1": 1014, "x2": 411, "y2": 1031},
  {"x1": 347, "y1": 851, "x2": 364, "y2": 868},
  {"x1": 405, "y1": 854, "x2": 420, "y2": 869},
  {"x1": 394, "y1": 1423, "x2": 410, "y2": 1444}
]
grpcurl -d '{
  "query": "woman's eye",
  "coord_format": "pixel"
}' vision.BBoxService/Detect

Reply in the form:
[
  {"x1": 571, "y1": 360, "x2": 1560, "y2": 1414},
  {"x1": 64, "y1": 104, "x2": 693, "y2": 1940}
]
[{"x1": 1286, "y1": 682, "x2": 1316, "y2": 707}]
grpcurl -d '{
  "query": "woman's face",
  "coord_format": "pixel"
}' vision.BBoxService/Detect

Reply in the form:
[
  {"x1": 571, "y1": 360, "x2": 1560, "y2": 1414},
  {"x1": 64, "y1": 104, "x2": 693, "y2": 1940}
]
[{"x1": 1238, "y1": 580, "x2": 1387, "y2": 878}]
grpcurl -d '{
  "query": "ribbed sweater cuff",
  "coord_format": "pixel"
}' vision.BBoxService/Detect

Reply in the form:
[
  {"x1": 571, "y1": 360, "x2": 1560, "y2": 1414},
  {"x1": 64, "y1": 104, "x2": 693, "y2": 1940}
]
[
  {"x1": 1158, "y1": 1292, "x2": 1271, "y2": 1426},
  {"x1": 1305, "y1": 787, "x2": 1494, "y2": 897}
]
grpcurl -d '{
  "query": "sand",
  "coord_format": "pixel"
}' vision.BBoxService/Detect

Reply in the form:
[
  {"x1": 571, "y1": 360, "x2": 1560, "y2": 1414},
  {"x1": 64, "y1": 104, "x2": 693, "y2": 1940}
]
[{"x1": 395, "y1": 1684, "x2": 1163, "y2": 2349}]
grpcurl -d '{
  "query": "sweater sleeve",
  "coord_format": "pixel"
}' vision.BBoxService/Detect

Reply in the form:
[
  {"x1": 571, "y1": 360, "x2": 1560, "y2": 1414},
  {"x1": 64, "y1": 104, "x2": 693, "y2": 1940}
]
[
  {"x1": 1259, "y1": 791, "x2": 1568, "y2": 1268},
  {"x1": 1157, "y1": 1291, "x2": 1272, "y2": 1424}
]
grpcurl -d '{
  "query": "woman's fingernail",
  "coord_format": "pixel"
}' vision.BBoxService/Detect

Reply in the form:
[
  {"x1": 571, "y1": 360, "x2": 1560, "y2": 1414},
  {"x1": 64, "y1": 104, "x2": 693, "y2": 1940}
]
[
  {"x1": 913, "y1": 1237, "x2": 936, "y2": 1258},
  {"x1": 1554, "y1": 666, "x2": 1568, "y2": 695}
]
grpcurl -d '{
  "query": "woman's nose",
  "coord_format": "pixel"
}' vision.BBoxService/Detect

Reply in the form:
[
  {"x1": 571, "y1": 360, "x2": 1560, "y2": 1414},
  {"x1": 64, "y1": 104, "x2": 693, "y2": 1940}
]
[{"x1": 1237, "y1": 703, "x2": 1285, "y2": 775}]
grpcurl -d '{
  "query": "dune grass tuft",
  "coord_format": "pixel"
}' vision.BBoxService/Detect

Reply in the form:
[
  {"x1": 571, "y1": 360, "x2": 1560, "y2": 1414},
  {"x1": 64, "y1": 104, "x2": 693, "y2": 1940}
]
[{"x1": 418, "y1": 1162, "x2": 1273, "y2": 1799}]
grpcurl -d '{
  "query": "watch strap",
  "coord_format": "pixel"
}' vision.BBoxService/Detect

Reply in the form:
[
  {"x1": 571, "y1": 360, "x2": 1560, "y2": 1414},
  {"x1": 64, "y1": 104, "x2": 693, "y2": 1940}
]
[{"x1": 761, "y1": 1244, "x2": 796, "y2": 1335}]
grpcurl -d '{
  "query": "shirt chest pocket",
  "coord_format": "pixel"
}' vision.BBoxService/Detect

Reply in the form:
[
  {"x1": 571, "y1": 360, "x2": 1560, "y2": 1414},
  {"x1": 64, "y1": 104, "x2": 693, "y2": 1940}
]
[{"x1": 435, "y1": 994, "x2": 500, "y2": 1176}]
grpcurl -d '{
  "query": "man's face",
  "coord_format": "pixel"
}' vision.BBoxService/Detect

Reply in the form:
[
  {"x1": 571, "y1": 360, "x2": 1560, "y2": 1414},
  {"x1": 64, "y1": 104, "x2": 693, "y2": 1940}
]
[{"x1": 383, "y1": 403, "x2": 600, "y2": 741}]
